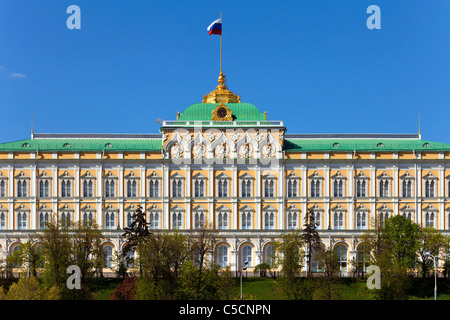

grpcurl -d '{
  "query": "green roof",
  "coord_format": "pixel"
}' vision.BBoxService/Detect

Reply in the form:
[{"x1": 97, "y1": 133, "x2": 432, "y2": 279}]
[
  {"x1": 284, "y1": 138, "x2": 450, "y2": 152},
  {"x1": 0, "y1": 138, "x2": 162, "y2": 152},
  {"x1": 178, "y1": 103, "x2": 267, "y2": 121}
]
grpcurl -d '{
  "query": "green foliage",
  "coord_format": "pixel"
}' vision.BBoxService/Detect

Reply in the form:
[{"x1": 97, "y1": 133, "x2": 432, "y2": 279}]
[
  {"x1": 381, "y1": 215, "x2": 422, "y2": 269},
  {"x1": 1, "y1": 277, "x2": 60, "y2": 300}
]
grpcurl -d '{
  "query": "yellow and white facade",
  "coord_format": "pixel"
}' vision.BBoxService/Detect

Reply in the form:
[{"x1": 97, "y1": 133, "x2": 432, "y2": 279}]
[{"x1": 1, "y1": 72, "x2": 450, "y2": 274}]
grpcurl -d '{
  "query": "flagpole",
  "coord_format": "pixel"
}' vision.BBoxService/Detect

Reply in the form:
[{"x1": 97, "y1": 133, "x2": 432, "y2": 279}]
[{"x1": 220, "y1": 11, "x2": 223, "y2": 74}]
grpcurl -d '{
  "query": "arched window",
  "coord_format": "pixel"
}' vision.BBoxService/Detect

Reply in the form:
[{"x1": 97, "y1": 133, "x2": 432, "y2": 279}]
[
  {"x1": 334, "y1": 244, "x2": 348, "y2": 273},
  {"x1": 217, "y1": 245, "x2": 229, "y2": 268},
  {"x1": 265, "y1": 244, "x2": 275, "y2": 267},
  {"x1": 103, "y1": 245, "x2": 114, "y2": 268},
  {"x1": 241, "y1": 245, "x2": 253, "y2": 267}
]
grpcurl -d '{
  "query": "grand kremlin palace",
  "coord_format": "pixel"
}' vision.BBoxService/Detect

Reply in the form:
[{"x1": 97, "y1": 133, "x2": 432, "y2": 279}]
[{"x1": 1, "y1": 72, "x2": 450, "y2": 275}]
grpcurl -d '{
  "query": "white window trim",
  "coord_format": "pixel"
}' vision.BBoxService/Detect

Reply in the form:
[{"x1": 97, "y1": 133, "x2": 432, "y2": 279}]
[
  {"x1": 148, "y1": 204, "x2": 161, "y2": 230},
  {"x1": 240, "y1": 173, "x2": 254, "y2": 198},
  {"x1": 216, "y1": 173, "x2": 230, "y2": 198},
  {"x1": 103, "y1": 204, "x2": 118, "y2": 230},
  {"x1": 170, "y1": 173, "x2": 185, "y2": 198},
  {"x1": 377, "y1": 171, "x2": 392, "y2": 198},
  {"x1": 125, "y1": 172, "x2": 140, "y2": 198},
  {"x1": 309, "y1": 171, "x2": 323, "y2": 198},
  {"x1": 240, "y1": 205, "x2": 253, "y2": 230},
  {"x1": 331, "y1": 171, "x2": 346, "y2": 197},
  {"x1": 16, "y1": 171, "x2": 29, "y2": 198},
  {"x1": 103, "y1": 171, "x2": 117, "y2": 198},
  {"x1": 216, "y1": 205, "x2": 230, "y2": 230},
  {"x1": 59, "y1": 171, "x2": 73, "y2": 198},
  {"x1": 170, "y1": 205, "x2": 184, "y2": 230}
]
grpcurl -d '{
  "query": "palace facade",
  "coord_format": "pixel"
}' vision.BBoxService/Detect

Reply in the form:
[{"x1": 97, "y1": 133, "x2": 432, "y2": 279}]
[{"x1": 1, "y1": 72, "x2": 450, "y2": 274}]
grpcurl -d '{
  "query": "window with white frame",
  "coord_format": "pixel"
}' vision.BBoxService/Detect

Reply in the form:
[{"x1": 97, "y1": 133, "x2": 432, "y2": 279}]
[
  {"x1": 81, "y1": 204, "x2": 95, "y2": 226},
  {"x1": 39, "y1": 178, "x2": 50, "y2": 198},
  {"x1": 60, "y1": 204, "x2": 73, "y2": 229},
  {"x1": 309, "y1": 204, "x2": 323, "y2": 230},
  {"x1": 193, "y1": 173, "x2": 207, "y2": 198},
  {"x1": 126, "y1": 172, "x2": 139, "y2": 198},
  {"x1": 378, "y1": 172, "x2": 391, "y2": 197},
  {"x1": 104, "y1": 171, "x2": 117, "y2": 198},
  {"x1": 171, "y1": 205, "x2": 183, "y2": 229},
  {"x1": 401, "y1": 172, "x2": 414, "y2": 198},
  {"x1": 193, "y1": 205, "x2": 207, "y2": 229},
  {"x1": 60, "y1": 171, "x2": 73, "y2": 198},
  {"x1": 400, "y1": 204, "x2": 414, "y2": 222},
  {"x1": 104, "y1": 204, "x2": 117, "y2": 230},
  {"x1": 334, "y1": 244, "x2": 348, "y2": 272},
  {"x1": 332, "y1": 204, "x2": 345, "y2": 230},
  {"x1": 423, "y1": 204, "x2": 437, "y2": 228},
  {"x1": 125, "y1": 204, "x2": 137, "y2": 227},
  {"x1": 355, "y1": 171, "x2": 369, "y2": 197},
  {"x1": 377, "y1": 204, "x2": 391, "y2": 228},
  {"x1": 217, "y1": 245, "x2": 229, "y2": 268},
  {"x1": 286, "y1": 172, "x2": 299, "y2": 197},
  {"x1": 148, "y1": 204, "x2": 161, "y2": 229},
  {"x1": 355, "y1": 204, "x2": 368, "y2": 230},
  {"x1": 0, "y1": 204, "x2": 6, "y2": 230},
  {"x1": 103, "y1": 245, "x2": 114, "y2": 268},
  {"x1": 0, "y1": 211, "x2": 5, "y2": 230},
  {"x1": 37, "y1": 204, "x2": 51, "y2": 230},
  {"x1": 263, "y1": 206, "x2": 276, "y2": 230},
  {"x1": 332, "y1": 171, "x2": 345, "y2": 197},
  {"x1": 264, "y1": 244, "x2": 276, "y2": 267},
  {"x1": 0, "y1": 172, "x2": 6, "y2": 197},
  {"x1": 216, "y1": 206, "x2": 229, "y2": 230},
  {"x1": 216, "y1": 173, "x2": 230, "y2": 198},
  {"x1": 423, "y1": 172, "x2": 437, "y2": 198},
  {"x1": 240, "y1": 173, "x2": 253, "y2": 198},
  {"x1": 16, "y1": 171, "x2": 29, "y2": 198},
  {"x1": 16, "y1": 204, "x2": 30, "y2": 230},
  {"x1": 286, "y1": 204, "x2": 299, "y2": 230},
  {"x1": 171, "y1": 173, "x2": 184, "y2": 198},
  {"x1": 217, "y1": 179, "x2": 229, "y2": 197},
  {"x1": 241, "y1": 245, "x2": 253, "y2": 267},
  {"x1": 240, "y1": 206, "x2": 253, "y2": 230},
  {"x1": 309, "y1": 171, "x2": 322, "y2": 198},
  {"x1": 148, "y1": 171, "x2": 161, "y2": 197},
  {"x1": 263, "y1": 173, "x2": 276, "y2": 198},
  {"x1": 82, "y1": 172, "x2": 95, "y2": 198}
]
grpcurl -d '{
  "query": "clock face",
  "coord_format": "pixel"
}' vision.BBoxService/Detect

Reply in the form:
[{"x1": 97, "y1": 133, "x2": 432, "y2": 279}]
[{"x1": 217, "y1": 107, "x2": 227, "y2": 118}]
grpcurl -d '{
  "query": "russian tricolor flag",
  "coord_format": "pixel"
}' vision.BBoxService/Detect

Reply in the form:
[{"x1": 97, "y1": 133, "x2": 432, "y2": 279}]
[{"x1": 207, "y1": 18, "x2": 222, "y2": 35}]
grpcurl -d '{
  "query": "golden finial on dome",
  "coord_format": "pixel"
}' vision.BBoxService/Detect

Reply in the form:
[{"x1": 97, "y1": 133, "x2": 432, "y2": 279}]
[{"x1": 202, "y1": 71, "x2": 241, "y2": 104}]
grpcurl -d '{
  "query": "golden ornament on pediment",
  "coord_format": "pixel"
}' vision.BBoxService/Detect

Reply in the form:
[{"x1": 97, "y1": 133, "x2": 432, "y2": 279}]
[
  {"x1": 212, "y1": 103, "x2": 233, "y2": 121},
  {"x1": 202, "y1": 72, "x2": 241, "y2": 104}
]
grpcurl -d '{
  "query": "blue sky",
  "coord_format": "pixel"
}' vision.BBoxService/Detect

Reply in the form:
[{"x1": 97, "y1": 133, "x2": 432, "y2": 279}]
[{"x1": 1, "y1": 0, "x2": 449, "y2": 143}]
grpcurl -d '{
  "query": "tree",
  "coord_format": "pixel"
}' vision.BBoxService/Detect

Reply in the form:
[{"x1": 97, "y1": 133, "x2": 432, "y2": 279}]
[
  {"x1": 275, "y1": 230, "x2": 304, "y2": 299},
  {"x1": 363, "y1": 215, "x2": 420, "y2": 300},
  {"x1": 137, "y1": 230, "x2": 190, "y2": 299},
  {"x1": 122, "y1": 205, "x2": 151, "y2": 276},
  {"x1": 300, "y1": 209, "x2": 322, "y2": 277},
  {"x1": 71, "y1": 219, "x2": 103, "y2": 282},
  {"x1": 189, "y1": 223, "x2": 218, "y2": 298},
  {"x1": 40, "y1": 220, "x2": 74, "y2": 290},
  {"x1": 3, "y1": 277, "x2": 60, "y2": 300},
  {"x1": 418, "y1": 227, "x2": 446, "y2": 278},
  {"x1": 382, "y1": 215, "x2": 421, "y2": 270},
  {"x1": 7, "y1": 240, "x2": 44, "y2": 278},
  {"x1": 314, "y1": 248, "x2": 341, "y2": 300}
]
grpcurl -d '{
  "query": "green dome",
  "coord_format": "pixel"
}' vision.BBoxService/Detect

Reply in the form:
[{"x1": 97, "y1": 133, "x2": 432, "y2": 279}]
[{"x1": 177, "y1": 103, "x2": 267, "y2": 121}]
